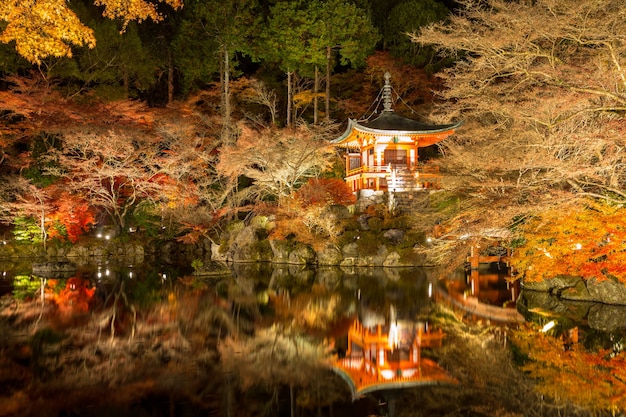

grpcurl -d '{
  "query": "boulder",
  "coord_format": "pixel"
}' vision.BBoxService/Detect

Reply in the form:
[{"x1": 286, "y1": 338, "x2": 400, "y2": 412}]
[
  {"x1": 317, "y1": 243, "x2": 343, "y2": 266},
  {"x1": 586, "y1": 277, "x2": 626, "y2": 305},
  {"x1": 383, "y1": 229, "x2": 405, "y2": 244},
  {"x1": 269, "y1": 239, "x2": 293, "y2": 263},
  {"x1": 523, "y1": 275, "x2": 592, "y2": 301},
  {"x1": 287, "y1": 243, "x2": 316, "y2": 265}
]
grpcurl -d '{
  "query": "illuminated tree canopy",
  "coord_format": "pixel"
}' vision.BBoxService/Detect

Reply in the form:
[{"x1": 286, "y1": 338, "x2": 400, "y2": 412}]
[
  {"x1": 511, "y1": 199, "x2": 626, "y2": 284},
  {"x1": 0, "y1": 0, "x2": 182, "y2": 64},
  {"x1": 410, "y1": 0, "x2": 626, "y2": 246}
]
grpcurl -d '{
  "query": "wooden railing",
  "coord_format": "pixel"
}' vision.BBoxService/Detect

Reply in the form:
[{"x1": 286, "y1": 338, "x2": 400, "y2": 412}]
[
  {"x1": 345, "y1": 165, "x2": 442, "y2": 191},
  {"x1": 346, "y1": 165, "x2": 440, "y2": 178}
]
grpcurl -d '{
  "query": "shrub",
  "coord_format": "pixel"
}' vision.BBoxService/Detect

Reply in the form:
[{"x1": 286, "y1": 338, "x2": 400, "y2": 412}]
[{"x1": 295, "y1": 178, "x2": 356, "y2": 207}]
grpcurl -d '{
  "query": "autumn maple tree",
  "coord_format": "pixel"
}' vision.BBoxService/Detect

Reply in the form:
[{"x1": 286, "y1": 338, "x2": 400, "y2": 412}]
[
  {"x1": 0, "y1": 0, "x2": 182, "y2": 64},
  {"x1": 294, "y1": 178, "x2": 356, "y2": 208},
  {"x1": 46, "y1": 192, "x2": 96, "y2": 243},
  {"x1": 409, "y1": 0, "x2": 626, "y2": 255},
  {"x1": 511, "y1": 199, "x2": 626, "y2": 284},
  {"x1": 217, "y1": 122, "x2": 337, "y2": 203}
]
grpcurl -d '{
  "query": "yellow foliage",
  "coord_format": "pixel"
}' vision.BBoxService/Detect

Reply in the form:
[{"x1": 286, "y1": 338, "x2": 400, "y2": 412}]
[
  {"x1": 94, "y1": 0, "x2": 183, "y2": 26},
  {"x1": 0, "y1": 0, "x2": 95, "y2": 64},
  {"x1": 0, "y1": 0, "x2": 182, "y2": 64},
  {"x1": 293, "y1": 90, "x2": 325, "y2": 109}
]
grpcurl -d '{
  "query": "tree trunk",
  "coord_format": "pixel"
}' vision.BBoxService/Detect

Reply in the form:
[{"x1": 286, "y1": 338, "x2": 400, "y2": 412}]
[
  {"x1": 223, "y1": 47, "x2": 231, "y2": 125},
  {"x1": 325, "y1": 46, "x2": 331, "y2": 123},
  {"x1": 123, "y1": 67, "x2": 129, "y2": 99},
  {"x1": 167, "y1": 49, "x2": 174, "y2": 105},
  {"x1": 314, "y1": 66, "x2": 319, "y2": 125},
  {"x1": 222, "y1": 45, "x2": 233, "y2": 144},
  {"x1": 287, "y1": 71, "x2": 292, "y2": 127}
]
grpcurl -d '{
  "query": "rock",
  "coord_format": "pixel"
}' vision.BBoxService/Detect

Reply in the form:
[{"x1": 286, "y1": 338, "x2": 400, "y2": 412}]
[
  {"x1": 211, "y1": 243, "x2": 228, "y2": 262},
  {"x1": 269, "y1": 239, "x2": 293, "y2": 263},
  {"x1": 231, "y1": 226, "x2": 260, "y2": 262},
  {"x1": 66, "y1": 245, "x2": 90, "y2": 258},
  {"x1": 355, "y1": 245, "x2": 388, "y2": 267},
  {"x1": 341, "y1": 242, "x2": 359, "y2": 258},
  {"x1": 383, "y1": 251, "x2": 402, "y2": 267},
  {"x1": 523, "y1": 275, "x2": 592, "y2": 301},
  {"x1": 317, "y1": 243, "x2": 343, "y2": 266},
  {"x1": 287, "y1": 243, "x2": 316, "y2": 265},
  {"x1": 586, "y1": 277, "x2": 626, "y2": 305},
  {"x1": 324, "y1": 205, "x2": 352, "y2": 221},
  {"x1": 357, "y1": 215, "x2": 370, "y2": 230},
  {"x1": 383, "y1": 229, "x2": 405, "y2": 244}
]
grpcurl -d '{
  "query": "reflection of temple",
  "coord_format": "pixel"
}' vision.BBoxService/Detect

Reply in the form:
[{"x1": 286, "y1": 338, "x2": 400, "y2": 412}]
[{"x1": 333, "y1": 309, "x2": 456, "y2": 400}]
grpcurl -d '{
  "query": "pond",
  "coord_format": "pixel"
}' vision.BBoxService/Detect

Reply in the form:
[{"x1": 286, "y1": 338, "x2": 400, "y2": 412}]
[{"x1": 1, "y1": 259, "x2": 625, "y2": 416}]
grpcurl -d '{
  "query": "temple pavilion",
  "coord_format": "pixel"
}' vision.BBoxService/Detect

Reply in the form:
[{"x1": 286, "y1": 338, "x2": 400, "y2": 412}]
[{"x1": 331, "y1": 72, "x2": 462, "y2": 193}]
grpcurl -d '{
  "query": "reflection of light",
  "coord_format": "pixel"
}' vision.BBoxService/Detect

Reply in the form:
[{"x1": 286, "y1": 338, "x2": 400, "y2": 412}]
[
  {"x1": 97, "y1": 272, "x2": 102, "y2": 278},
  {"x1": 426, "y1": 237, "x2": 432, "y2": 243},
  {"x1": 544, "y1": 252, "x2": 552, "y2": 258},
  {"x1": 2, "y1": 241, "x2": 6, "y2": 245},
  {"x1": 105, "y1": 235, "x2": 110, "y2": 240},
  {"x1": 573, "y1": 243, "x2": 582, "y2": 250},
  {"x1": 97, "y1": 233, "x2": 103, "y2": 238},
  {"x1": 129, "y1": 271, "x2": 133, "y2": 279},
  {"x1": 388, "y1": 322, "x2": 399, "y2": 349},
  {"x1": 2, "y1": 271, "x2": 6, "y2": 277},
  {"x1": 428, "y1": 282, "x2": 433, "y2": 298},
  {"x1": 105, "y1": 269, "x2": 110, "y2": 276},
  {"x1": 381, "y1": 370, "x2": 395, "y2": 380},
  {"x1": 541, "y1": 321, "x2": 556, "y2": 332},
  {"x1": 162, "y1": 273, "x2": 167, "y2": 281}
]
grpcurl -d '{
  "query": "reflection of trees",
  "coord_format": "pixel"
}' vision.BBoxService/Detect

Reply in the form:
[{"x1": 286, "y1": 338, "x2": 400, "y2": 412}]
[
  {"x1": 512, "y1": 323, "x2": 626, "y2": 413},
  {"x1": 401, "y1": 306, "x2": 593, "y2": 417},
  {"x1": 1, "y1": 278, "x2": 233, "y2": 414},
  {"x1": 219, "y1": 326, "x2": 348, "y2": 416}
]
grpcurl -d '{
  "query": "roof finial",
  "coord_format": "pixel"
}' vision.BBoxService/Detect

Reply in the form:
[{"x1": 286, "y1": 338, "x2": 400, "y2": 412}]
[{"x1": 382, "y1": 72, "x2": 393, "y2": 113}]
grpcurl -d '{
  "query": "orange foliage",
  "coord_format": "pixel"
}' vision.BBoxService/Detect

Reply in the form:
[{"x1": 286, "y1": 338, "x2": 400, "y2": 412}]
[
  {"x1": 294, "y1": 178, "x2": 356, "y2": 208},
  {"x1": 511, "y1": 200, "x2": 626, "y2": 283},
  {"x1": 46, "y1": 193, "x2": 96, "y2": 243}
]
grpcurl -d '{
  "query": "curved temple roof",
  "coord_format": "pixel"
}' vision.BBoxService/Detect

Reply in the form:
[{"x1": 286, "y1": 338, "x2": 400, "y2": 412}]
[{"x1": 331, "y1": 72, "x2": 462, "y2": 147}]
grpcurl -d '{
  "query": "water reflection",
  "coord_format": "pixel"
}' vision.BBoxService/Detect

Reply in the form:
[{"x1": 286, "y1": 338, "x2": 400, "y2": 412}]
[
  {"x1": 437, "y1": 263, "x2": 523, "y2": 324},
  {"x1": 3, "y1": 260, "x2": 626, "y2": 416},
  {"x1": 334, "y1": 305, "x2": 456, "y2": 401},
  {"x1": 2, "y1": 261, "x2": 452, "y2": 416}
]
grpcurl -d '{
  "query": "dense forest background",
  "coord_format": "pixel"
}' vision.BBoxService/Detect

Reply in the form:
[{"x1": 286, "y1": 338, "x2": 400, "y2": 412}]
[{"x1": 0, "y1": 0, "x2": 456, "y2": 248}]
